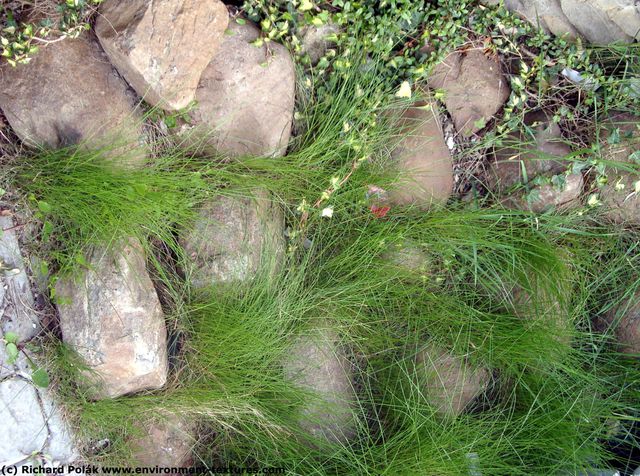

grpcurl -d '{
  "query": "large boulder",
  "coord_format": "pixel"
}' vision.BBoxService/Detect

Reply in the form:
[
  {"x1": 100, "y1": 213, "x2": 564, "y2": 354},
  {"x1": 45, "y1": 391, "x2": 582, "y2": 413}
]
[
  {"x1": 387, "y1": 101, "x2": 454, "y2": 208},
  {"x1": 427, "y1": 50, "x2": 510, "y2": 137},
  {"x1": 560, "y1": 0, "x2": 639, "y2": 44},
  {"x1": 56, "y1": 239, "x2": 168, "y2": 399},
  {"x1": 416, "y1": 345, "x2": 490, "y2": 417},
  {"x1": 180, "y1": 190, "x2": 285, "y2": 289},
  {"x1": 181, "y1": 21, "x2": 295, "y2": 157},
  {"x1": 284, "y1": 324, "x2": 357, "y2": 444},
  {"x1": 480, "y1": 0, "x2": 639, "y2": 43},
  {"x1": 95, "y1": 0, "x2": 229, "y2": 111},
  {"x1": 0, "y1": 36, "x2": 143, "y2": 159},
  {"x1": 480, "y1": 0, "x2": 579, "y2": 38},
  {"x1": 598, "y1": 113, "x2": 640, "y2": 224}
]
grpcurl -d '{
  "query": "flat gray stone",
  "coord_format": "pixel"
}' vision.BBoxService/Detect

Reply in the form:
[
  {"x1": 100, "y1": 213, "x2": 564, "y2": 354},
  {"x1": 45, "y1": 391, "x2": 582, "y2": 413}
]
[
  {"x1": 0, "y1": 378, "x2": 47, "y2": 464},
  {"x1": 0, "y1": 216, "x2": 39, "y2": 341}
]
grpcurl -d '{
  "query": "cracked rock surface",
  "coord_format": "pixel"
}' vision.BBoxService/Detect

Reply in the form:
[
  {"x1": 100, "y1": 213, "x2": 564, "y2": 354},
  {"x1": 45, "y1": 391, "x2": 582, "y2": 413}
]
[{"x1": 0, "y1": 216, "x2": 78, "y2": 467}]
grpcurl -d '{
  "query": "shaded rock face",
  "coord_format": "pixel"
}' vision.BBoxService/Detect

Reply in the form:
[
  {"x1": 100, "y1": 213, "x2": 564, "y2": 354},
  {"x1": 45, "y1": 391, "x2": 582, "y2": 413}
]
[
  {"x1": 487, "y1": 111, "x2": 572, "y2": 192},
  {"x1": 599, "y1": 113, "x2": 640, "y2": 224},
  {"x1": 284, "y1": 325, "x2": 357, "y2": 444},
  {"x1": 300, "y1": 23, "x2": 339, "y2": 65},
  {"x1": 560, "y1": 0, "x2": 639, "y2": 43},
  {"x1": 181, "y1": 190, "x2": 285, "y2": 289},
  {"x1": 56, "y1": 239, "x2": 168, "y2": 399},
  {"x1": 487, "y1": 111, "x2": 582, "y2": 212},
  {"x1": 481, "y1": 0, "x2": 639, "y2": 43},
  {"x1": 427, "y1": 50, "x2": 510, "y2": 137},
  {"x1": 387, "y1": 101, "x2": 454, "y2": 208},
  {"x1": 130, "y1": 414, "x2": 194, "y2": 467},
  {"x1": 597, "y1": 290, "x2": 640, "y2": 354},
  {"x1": 480, "y1": 0, "x2": 579, "y2": 38},
  {"x1": 95, "y1": 0, "x2": 229, "y2": 111},
  {"x1": 183, "y1": 21, "x2": 295, "y2": 157},
  {"x1": 0, "y1": 36, "x2": 142, "y2": 158},
  {"x1": 416, "y1": 345, "x2": 490, "y2": 417},
  {"x1": 513, "y1": 172, "x2": 583, "y2": 213}
]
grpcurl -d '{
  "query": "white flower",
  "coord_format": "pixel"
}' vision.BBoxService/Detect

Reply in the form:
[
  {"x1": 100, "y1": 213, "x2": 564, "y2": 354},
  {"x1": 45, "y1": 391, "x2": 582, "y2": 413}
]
[
  {"x1": 321, "y1": 207, "x2": 334, "y2": 218},
  {"x1": 587, "y1": 194, "x2": 601, "y2": 207},
  {"x1": 395, "y1": 81, "x2": 412, "y2": 98}
]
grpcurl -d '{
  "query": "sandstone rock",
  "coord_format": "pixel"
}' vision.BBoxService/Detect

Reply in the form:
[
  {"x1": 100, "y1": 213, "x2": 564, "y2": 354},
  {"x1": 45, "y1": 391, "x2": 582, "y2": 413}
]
[
  {"x1": 560, "y1": 0, "x2": 638, "y2": 43},
  {"x1": 597, "y1": 290, "x2": 640, "y2": 354},
  {"x1": 387, "y1": 101, "x2": 454, "y2": 207},
  {"x1": 427, "y1": 50, "x2": 510, "y2": 137},
  {"x1": 300, "y1": 23, "x2": 339, "y2": 64},
  {"x1": 480, "y1": 0, "x2": 579, "y2": 38},
  {"x1": 56, "y1": 239, "x2": 168, "y2": 399},
  {"x1": 284, "y1": 325, "x2": 357, "y2": 444},
  {"x1": 481, "y1": 0, "x2": 639, "y2": 42},
  {"x1": 95, "y1": 0, "x2": 229, "y2": 111},
  {"x1": 598, "y1": 113, "x2": 640, "y2": 224},
  {"x1": 182, "y1": 21, "x2": 295, "y2": 157},
  {"x1": 487, "y1": 111, "x2": 572, "y2": 192},
  {"x1": 416, "y1": 345, "x2": 490, "y2": 417},
  {"x1": 181, "y1": 190, "x2": 285, "y2": 289},
  {"x1": 0, "y1": 216, "x2": 40, "y2": 341},
  {"x1": 0, "y1": 35, "x2": 143, "y2": 159},
  {"x1": 130, "y1": 414, "x2": 194, "y2": 466}
]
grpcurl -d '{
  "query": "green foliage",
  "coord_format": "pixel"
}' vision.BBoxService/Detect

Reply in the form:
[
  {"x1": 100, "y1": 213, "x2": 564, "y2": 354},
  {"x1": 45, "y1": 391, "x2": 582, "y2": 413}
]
[{"x1": 0, "y1": 0, "x2": 102, "y2": 66}]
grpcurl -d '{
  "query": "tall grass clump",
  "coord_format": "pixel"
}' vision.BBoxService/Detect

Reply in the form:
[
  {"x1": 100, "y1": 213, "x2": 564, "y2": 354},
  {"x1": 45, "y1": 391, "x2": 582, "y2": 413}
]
[{"x1": 8, "y1": 44, "x2": 640, "y2": 474}]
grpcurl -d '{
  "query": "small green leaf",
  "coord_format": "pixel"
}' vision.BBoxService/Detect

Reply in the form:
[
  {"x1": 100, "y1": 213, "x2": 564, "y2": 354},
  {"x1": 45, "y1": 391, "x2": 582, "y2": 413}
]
[
  {"x1": 42, "y1": 221, "x2": 54, "y2": 241},
  {"x1": 299, "y1": 0, "x2": 314, "y2": 11},
  {"x1": 629, "y1": 150, "x2": 640, "y2": 164},
  {"x1": 4, "y1": 331, "x2": 18, "y2": 344},
  {"x1": 75, "y1": 254, "x2": 88, "y2": 267},
  {"x1": 607, "y1": 127, "x2": 620, "y2": 145},
  {"x1": 6, "y1": 342, "x2": 18, "y2": 364},
  {"x1": 32, "y1": 368, "x2": 50, "y2": 388},
  {"x1": 37, "y1": 201, "x2": 53, "y2": 213},
  {"x1": 473, "y1": 117, "x2": 487, "y2": 130},
  {"x1": 235, "y1": 18, "x2": 246, "y2": 25}
]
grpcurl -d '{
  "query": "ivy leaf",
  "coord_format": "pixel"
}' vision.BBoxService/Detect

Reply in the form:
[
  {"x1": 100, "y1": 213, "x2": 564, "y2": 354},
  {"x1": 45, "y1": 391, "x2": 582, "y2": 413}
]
[
  {"x1": 37, "y1": 201, "x2": 53, "y2": 213},
  {"x1": 299, "y1": 0, "x2": 314, "y2": 12},
  {"x1": 6, "y1": 342, "x2": 19, "y2": 364},
  {"x1": 32, "y1": 368, "x2": 50, "y2": 388},
  {"x1": 3, "y1": 331, "x2": 18, "y2": 344},
  {"x1": 629, "y1": 150, "x2": 640, "y2": 164},
  {"x1": 235, "y1": 18, "x2": 246, "y2": 25},
  {"x1": 607, "y1": 127, "x2": 620, "y2": 145}
]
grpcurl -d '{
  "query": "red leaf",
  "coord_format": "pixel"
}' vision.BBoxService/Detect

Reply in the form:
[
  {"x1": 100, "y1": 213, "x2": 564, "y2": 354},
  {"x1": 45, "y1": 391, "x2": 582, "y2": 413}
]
[{"x1": 370, "y1": 205, "x2": 391, "y2": 218}]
